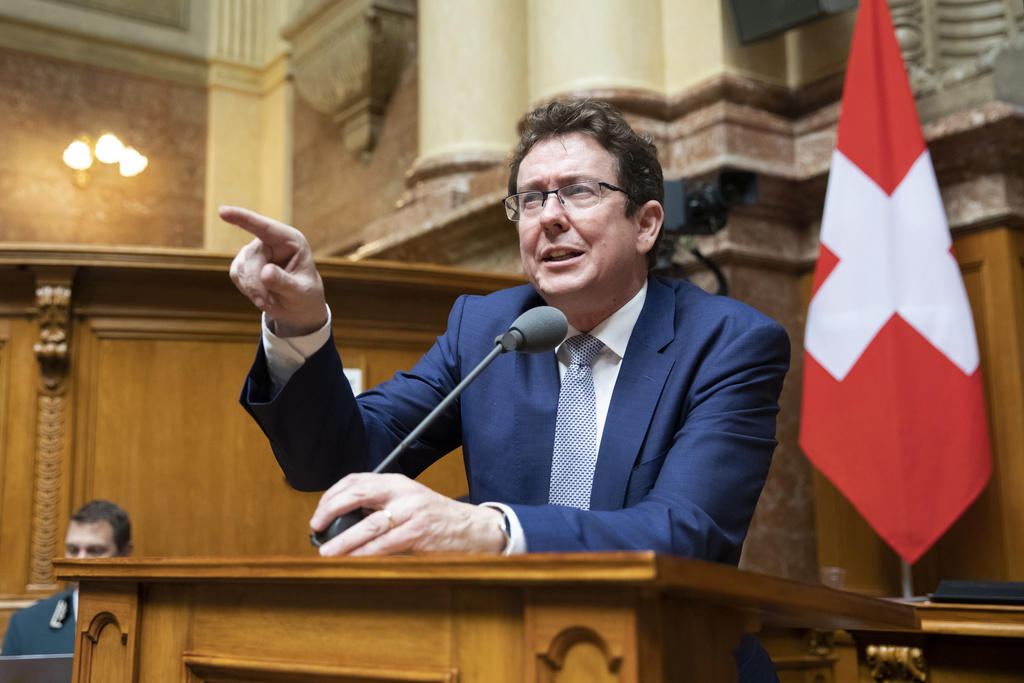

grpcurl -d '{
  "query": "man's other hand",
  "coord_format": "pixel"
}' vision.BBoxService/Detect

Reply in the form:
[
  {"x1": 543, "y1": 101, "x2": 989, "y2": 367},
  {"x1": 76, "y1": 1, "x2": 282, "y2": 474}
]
[
  {"x1": 222, "y1": 205, "x2": 329, "y2": 337},
  {"x1": 310, "y1": 473, "x2": 508, "y2": 556}
]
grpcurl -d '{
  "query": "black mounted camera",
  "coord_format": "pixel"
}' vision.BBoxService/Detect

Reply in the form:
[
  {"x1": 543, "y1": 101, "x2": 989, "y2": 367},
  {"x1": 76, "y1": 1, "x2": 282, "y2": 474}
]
[{"x1": 654, "y1": 170, "x2": 758, "y2": 294}]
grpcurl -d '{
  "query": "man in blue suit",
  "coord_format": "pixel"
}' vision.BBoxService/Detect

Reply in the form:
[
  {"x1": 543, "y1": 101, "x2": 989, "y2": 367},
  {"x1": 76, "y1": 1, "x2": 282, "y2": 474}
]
[
  {"x1": 223, "y1": 99, "x2": 788, "y2": 562},
  {"x1": 2, "y1": 500, "x2": 132, "y2": 655}
]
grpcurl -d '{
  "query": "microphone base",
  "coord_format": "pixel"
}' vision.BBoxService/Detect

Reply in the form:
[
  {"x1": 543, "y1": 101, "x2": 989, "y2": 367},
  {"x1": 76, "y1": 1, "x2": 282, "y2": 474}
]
[{"x1": 309, "y1": 510, "x2": 366, "y2": 547}]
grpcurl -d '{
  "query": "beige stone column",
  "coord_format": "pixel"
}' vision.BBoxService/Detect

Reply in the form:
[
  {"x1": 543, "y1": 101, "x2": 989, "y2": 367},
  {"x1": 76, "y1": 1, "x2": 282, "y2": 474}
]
[
  {"x1": 528, "y1": 0, "x2": 664, "y2": 100},
  {"x1": 663, "y1": 1, "x2": 798, "y2": 94},
  {"x1": 414, "y1": 0, "x2": 527, "y2": 178},
  {"x1": 204, "y1": 0, "x2": 298, "y2": 253}
]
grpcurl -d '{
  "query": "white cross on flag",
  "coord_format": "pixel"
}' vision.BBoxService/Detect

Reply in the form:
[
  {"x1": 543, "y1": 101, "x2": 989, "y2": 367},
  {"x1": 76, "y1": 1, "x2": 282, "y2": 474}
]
[{"x1": 800, "y1": 0, "x2": 991, "y2": 564}]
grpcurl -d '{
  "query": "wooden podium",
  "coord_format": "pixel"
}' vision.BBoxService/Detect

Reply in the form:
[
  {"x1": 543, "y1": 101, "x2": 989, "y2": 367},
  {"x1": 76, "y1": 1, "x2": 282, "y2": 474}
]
[{"x1": 55, "y1": 553, "x2": 917, "y2": 683}]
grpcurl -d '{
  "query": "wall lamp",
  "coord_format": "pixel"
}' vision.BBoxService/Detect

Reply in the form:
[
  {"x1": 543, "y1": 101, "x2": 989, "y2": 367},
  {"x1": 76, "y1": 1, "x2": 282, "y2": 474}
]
[{"x1": 62, "y1": 133, "x2": 148, "y2": 186}]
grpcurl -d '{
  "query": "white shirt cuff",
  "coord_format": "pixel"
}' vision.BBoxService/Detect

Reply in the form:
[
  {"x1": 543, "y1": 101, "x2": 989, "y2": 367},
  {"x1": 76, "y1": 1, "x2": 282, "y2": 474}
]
[
  {"x1": 262, "y1": 306, "x2": 333, "y2": 394},
  {"x1": 479, "y1": 502, "x2": 527, "y2": 555}
]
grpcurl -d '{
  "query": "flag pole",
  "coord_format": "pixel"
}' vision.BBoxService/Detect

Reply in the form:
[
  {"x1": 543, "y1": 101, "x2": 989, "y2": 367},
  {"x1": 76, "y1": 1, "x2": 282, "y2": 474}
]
[{"x1": 900, "y1": 559, "x2": 913, "y2": 598}]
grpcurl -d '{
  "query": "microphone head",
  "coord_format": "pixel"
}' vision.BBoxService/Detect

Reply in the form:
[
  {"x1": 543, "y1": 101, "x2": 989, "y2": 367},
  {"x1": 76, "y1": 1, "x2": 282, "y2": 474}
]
[{"x1": 498, "y1": 306, "x2": 568, "y2": 353}]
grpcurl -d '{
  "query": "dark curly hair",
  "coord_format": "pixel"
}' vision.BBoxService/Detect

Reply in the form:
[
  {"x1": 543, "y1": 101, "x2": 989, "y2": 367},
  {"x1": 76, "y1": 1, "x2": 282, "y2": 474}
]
[{"x1": 508, "y1": 99, "x2": 664, "y2": 266}]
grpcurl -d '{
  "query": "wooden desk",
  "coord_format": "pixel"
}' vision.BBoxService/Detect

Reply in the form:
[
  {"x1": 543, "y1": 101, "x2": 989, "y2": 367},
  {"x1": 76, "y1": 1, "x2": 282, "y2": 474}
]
[
  {"x1": 56, "y1": 553, "x2": 917, "y2": 683},
  {"x1": 852, "y1": 601, "x2": 1024, "y2": 682}
]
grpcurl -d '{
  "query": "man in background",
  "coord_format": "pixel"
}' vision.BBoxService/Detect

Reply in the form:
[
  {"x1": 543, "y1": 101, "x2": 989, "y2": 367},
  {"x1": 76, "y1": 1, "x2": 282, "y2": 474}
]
[{"x1": 1, "y1": 500, "x2": 132, "y2": 655}]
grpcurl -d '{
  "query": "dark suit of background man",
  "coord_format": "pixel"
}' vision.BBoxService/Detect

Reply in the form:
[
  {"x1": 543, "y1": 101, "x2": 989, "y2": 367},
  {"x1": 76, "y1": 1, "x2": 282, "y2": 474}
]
[
  {"x1": 2, "y1": 500, "x2": 132, "y2": 655},
  {"x1": 222, "y1": 100, "x2": 789, "y2": 680}
]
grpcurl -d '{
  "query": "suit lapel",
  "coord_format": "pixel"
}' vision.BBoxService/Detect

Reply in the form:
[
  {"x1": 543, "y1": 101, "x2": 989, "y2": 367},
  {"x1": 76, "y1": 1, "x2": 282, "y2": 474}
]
[
  {"x1": 589, "y1": 277, "x2": 676, "y2": 510},
  {"x1": 513, "y1": 349, "x2": 560, "y2": 504}
]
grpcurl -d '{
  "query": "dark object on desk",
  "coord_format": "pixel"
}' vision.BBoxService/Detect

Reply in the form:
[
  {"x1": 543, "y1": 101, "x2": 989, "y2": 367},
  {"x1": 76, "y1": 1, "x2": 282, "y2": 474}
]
[
  {"x1": 0, "y1": 653, "x2": 74, "y2": 683},
  {"x1": 931, "y1": 580, "x2": 1024, "y2": 605}
]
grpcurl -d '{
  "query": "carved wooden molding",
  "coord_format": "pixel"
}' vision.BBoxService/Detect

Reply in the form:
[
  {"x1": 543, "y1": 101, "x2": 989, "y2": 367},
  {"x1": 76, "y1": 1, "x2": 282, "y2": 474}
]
[
  {"x1": 182, "y1": 653, "x2": 459, "y2": 682},
  {"x1": 28, "y1": 272, "x2": 74, "y2": 589},
  {"x1": 805, "y1": 628, "x2": 835, "y2": 657},
  {"x1": 865, "y1": 644, "x2": 927, "y2": 682},
  {"x1": 537, "y1": 625, "x2": 623, "y2": 681},
  {"x1": 27, "y1": 394, "x2": 65, "y2": 589},
  {"x1": 75, "y1": 611, "x2": 130, "y2": 683},
  {"x1": 84, "y1": 611, "x2": 127, "y2": 646},
  {"x1": 73, "y1": 582, "x2": 142, "y2": 682},
  {"x1": 34, "y1": 284, "x2": 72, "y2": 391},
  {"x1": 283, "y1": 0, "x2": 415, "y2": 155}
]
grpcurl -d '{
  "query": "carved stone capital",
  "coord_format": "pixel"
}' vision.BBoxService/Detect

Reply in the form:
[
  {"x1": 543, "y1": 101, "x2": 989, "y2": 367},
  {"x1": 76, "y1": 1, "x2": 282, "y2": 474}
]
[
  {"x1": 284, "y1": 0, "x2": 415, "y2": 154},
  {"x1": 865, "y1": 644, "x2": 928, "y2": 682},
  {"x1": 897, "y1": 0, "x2": 1024, "y2": 99}
]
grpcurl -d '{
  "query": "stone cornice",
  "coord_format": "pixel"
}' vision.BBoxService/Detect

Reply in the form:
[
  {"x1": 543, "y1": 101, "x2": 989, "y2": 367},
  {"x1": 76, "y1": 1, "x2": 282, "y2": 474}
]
[
  {"x1": 208, "y1": 52, "x2": 292, "y2": 95},
  {"x1": 0, "y1": 14, "x2": 207, "y2": 86}
]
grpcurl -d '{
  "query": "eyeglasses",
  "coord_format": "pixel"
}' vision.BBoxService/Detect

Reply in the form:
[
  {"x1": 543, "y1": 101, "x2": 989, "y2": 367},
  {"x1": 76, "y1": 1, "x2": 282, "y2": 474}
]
[{"x1": 503, "y1": 180, "x2": 634, "y2": 221}]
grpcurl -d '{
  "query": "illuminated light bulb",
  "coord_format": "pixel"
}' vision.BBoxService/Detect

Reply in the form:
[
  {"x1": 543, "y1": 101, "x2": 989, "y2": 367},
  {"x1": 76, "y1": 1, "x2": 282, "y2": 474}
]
[
  {"x1": 94, "y1": 133, "x2": 124, "y2": 164},
  {"x1": 119, "y1": 147, "x2": 148, "y2": 177},
  {"x1": 62, "y1": 140, "x2": 93, "y2": 170}
]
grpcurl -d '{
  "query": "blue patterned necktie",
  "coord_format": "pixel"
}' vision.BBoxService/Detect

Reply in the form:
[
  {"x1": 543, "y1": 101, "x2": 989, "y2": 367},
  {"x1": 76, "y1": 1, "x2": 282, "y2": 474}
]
[{"x1": 548, "y1": 333, "x2": 605, "y2": 509}]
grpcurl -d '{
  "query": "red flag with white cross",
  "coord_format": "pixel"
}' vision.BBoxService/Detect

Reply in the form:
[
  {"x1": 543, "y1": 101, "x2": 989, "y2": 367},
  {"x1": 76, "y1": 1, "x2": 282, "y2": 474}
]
[{"x1": 800, "y1": 0, "x2": 991, "y2": 564}]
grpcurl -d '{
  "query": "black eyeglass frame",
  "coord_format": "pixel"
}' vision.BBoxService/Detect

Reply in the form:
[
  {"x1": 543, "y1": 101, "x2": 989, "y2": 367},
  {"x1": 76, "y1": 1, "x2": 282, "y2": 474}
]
[{"x1": 502, "y1": 181, "x2": 637, "y2": 221}]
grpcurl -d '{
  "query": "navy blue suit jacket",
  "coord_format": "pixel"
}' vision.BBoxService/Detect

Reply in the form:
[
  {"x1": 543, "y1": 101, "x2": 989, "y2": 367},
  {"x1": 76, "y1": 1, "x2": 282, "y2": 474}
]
[
  {"x1": 1, "y1": 589, "x2": 75, "y2": 655},
  {"x1": 243, "y1": 275, "x2": 789, "y2": 564}
]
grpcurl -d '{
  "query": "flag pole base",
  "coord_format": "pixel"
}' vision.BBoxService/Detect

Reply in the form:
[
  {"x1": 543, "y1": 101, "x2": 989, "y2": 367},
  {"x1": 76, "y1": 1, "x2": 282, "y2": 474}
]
[{"x1": 901, "y1": 559, "x2": 914, "y2": 598}]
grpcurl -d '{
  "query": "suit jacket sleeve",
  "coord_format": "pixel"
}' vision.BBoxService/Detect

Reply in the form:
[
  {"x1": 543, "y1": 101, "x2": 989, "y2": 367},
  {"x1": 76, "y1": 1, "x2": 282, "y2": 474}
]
[
  {"x1": 1, "y1": 610, "x2": 24, "y2": 654},
  {"x1": 1, "y1": 592, "x2": 75, "y2": 656},
  {"x1": 241, "y1": 297, "x2": 473, "y2": 491}
]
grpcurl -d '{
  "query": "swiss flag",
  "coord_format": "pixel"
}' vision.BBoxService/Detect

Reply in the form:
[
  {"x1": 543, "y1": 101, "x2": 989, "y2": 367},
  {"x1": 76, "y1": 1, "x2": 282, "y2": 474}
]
[{"x1": 800, "y1": 0, "x2": 991, "y2": 565}]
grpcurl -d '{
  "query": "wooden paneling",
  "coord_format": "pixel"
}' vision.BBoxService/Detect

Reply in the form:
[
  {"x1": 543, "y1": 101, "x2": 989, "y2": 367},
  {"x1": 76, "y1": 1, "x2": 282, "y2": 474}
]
[
  {"x1": 0, "y1": 308, "x2": 66, "y2": 598},
  {"x1": 914, "y1": 226, "x2": 1024, "y2": 586},
  {"x1": 71, "y1": 322, "x2": 319, "y2": 558},
  {"x1": 0, "y1": 247, "x2": 521, "y2": 635},
  {"x1": 812, "y1": 470, "x2": 903, "y2": 597},
  {"x1": 811, "y1": 226, "x2": 1024, "y2": 595}
]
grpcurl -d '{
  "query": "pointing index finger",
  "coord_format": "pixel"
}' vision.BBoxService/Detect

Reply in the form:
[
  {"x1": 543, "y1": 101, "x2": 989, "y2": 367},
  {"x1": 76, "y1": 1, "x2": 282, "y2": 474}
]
[{"x1": 218, "y1": 205, "x2": 298, "y2": 247}]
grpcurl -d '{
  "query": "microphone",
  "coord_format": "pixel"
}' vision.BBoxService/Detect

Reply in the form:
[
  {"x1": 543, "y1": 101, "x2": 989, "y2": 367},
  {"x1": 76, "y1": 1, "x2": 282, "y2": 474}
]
[
  {"x1": 311, "y1": 305, "x2": 568, "y2": 546},
  {"x1": 496, "y1": 305, "x2": 570, "y2": 353}
]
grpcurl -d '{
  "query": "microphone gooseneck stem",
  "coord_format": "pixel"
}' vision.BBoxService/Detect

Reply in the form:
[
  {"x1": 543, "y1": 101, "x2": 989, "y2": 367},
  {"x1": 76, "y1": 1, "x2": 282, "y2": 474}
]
[{"x1": 371, "y1": 342, "x2": 505, "y2": 475}]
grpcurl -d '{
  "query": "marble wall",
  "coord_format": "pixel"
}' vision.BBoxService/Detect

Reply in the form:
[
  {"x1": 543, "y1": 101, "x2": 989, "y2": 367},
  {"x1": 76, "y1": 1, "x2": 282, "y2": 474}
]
[{"x1": 0, "y1": 47, "x2": 206, "y2": 247}]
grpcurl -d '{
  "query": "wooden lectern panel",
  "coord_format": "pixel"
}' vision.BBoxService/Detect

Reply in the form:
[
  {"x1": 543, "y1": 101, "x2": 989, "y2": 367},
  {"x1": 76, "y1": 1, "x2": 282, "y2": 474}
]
[{"x1": 56, "y1": 553, "x2": 918, "y2": 683}]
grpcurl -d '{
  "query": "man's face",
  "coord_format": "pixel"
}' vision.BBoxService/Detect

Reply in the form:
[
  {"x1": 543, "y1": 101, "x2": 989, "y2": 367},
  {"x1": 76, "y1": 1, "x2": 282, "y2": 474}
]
[
  {"x1": 515, "y1": 133, "x2": 660, "y2": 330},
  {"x1": 65, "y1": 520, "x2": 121, "y2": 559}
]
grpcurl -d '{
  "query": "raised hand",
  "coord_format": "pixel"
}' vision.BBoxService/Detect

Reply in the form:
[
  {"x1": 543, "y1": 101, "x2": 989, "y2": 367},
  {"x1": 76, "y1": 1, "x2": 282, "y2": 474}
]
[
  {"x1": 310, "y1": 472, "x2": 507, "y2": 557},
  {"x1": 221, "y1": 205, "x2": 329, "y2": 337}
]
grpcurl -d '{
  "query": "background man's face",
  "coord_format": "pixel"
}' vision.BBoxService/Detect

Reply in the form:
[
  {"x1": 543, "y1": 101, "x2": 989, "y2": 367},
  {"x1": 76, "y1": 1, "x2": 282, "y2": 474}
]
[{"x1": 65, "y1": 520, "x2": 120, "y2": 559}]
